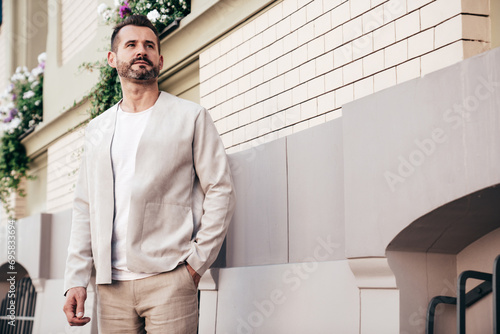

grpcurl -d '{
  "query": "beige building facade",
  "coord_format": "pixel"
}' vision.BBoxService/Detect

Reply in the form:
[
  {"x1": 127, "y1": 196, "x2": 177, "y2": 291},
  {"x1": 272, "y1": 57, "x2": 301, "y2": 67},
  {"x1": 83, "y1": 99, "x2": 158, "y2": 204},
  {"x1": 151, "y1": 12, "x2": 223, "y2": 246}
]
[{"x1": 0, "y1": 0, "x2": 499, "y2": 333}]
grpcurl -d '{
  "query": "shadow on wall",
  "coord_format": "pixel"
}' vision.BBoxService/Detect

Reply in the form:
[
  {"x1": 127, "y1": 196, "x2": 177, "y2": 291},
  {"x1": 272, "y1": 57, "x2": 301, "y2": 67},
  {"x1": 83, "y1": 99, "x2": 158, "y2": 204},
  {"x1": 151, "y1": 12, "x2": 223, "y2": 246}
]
[{"x1": 387, "y1": 184, "x2": 500, "y2": 334}]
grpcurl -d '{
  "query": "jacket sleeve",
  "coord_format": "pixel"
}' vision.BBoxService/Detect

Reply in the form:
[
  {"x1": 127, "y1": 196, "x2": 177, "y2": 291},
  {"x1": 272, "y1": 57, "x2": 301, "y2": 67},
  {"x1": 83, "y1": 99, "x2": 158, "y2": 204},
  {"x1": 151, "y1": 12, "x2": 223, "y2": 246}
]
[
  {"x1": 63, "y1": 131, "x2": 94, "y2": 295},
  {"x1": 186, "y1": 108, "x2": 236, "y2": 276}
]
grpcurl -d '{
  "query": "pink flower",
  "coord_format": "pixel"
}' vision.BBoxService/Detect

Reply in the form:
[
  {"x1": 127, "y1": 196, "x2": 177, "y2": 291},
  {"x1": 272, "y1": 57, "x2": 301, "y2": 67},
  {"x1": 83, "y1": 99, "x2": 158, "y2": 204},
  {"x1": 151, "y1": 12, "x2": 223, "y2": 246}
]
[{"x1": 119, "y1": 4, "x2": 131, "y2": 18}]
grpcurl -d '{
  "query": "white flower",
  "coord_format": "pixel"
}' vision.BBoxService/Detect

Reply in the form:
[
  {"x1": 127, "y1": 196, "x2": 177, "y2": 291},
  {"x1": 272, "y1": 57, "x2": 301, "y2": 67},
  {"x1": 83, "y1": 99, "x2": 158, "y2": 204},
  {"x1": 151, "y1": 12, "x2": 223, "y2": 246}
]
[
  {"x1": 161, "y1": 15, "x2": 167, "y2": 21},
  {"x1": 146, "y1": 3, "x2": 151, "y2": 9},
  {"x1": 15, "y1": 66, "x2": 22, "y2": 73},
  {"x1": 10, "y1": 73, "x2": 22, "y2": 82},
  {"x1": 4, "y1": 117, "x2": 20, "y2": 133},
  {"x1": 147, "y1": 9, "x2": 160, "y2": 22},
  {"x1": 113, "y1": 0, "x2": 122, "y2": 7},
  {"x1": 31, "y1": 81, "x2": 39, "y2": 89},
  {"x1": 28, "y1": 74, "x2": 35, "y2": 83},
  {"x1": 23, "y1": 105, "x2": 28, "y2": 111},
  {"x1": 35, "y1": 100, "x2": 41, "y2": 106},
  {"x1": 23, "y1": 91, "x2": 35, "y2": 99},
  {"x1": 37, "y1": 52, "x2": 47, "y2": 64},
  {"x1": 28, "y1": 119, "x2": 35, "y2": 127},
  {"x1": 102, "y1": 9, "x2": 113, "y2": 21},
  {"x1": 97, "y1": 3, "x2": 109, "y2": 16},
  {"x1": 32, "y1": 67, "x2": 43, "y2": 77}
]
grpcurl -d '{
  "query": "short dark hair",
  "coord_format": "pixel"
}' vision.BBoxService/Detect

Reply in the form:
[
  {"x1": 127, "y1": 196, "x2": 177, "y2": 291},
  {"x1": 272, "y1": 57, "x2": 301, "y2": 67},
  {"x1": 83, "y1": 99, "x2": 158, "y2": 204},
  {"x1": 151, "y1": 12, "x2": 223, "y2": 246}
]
[{"x1": 111, "y1": 15, "x2": 161, "y2": 53}]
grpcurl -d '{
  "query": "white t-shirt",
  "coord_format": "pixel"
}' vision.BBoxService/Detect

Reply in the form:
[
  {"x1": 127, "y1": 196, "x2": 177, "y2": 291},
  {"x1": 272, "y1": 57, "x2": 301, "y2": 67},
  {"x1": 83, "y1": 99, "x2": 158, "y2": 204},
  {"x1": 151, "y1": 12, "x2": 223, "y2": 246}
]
[{"x1": 110, "y1": 104, "x2": 159, "y2": 280}]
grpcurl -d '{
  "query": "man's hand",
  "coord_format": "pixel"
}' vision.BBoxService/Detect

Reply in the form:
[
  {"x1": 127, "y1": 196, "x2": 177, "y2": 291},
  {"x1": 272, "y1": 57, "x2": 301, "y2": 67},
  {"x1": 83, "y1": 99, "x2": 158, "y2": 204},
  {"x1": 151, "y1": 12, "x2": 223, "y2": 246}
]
[
  {"x1": 63, "y1": 287, "x2": 91, "y2": 326},
  {"x1": 186, "y1": 263, "x2": 201, "y2": 288}
]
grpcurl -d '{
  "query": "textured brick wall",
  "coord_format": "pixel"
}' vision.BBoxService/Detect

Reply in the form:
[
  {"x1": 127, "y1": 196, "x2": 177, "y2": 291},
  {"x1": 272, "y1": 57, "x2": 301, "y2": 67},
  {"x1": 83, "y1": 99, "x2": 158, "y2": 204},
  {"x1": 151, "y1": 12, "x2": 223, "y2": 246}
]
[
  {"x1": 199, "y1": 0, "x2": 491, "y2": 153},
  {"x1": 46, "y1": 128, "x2": 84, "y2": 213},
  {"x1": 61, "y1": 0, "x2": 98, "y2": 64},
  {"x1": 0, "y1": 7, "x2": 7, "y2": 93}
]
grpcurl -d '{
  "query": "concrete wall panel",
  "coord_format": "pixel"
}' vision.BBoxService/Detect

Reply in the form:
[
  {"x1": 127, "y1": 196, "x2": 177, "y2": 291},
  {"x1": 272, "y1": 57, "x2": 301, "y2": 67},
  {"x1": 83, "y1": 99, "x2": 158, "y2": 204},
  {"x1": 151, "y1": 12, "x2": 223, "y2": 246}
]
[
  {"x1": 215, "y1": 261, "x2": 360, "y2": 334},
  {"x1": 226, "y1": 139, "x2": 288, "y2": 267},
  {"x1": 34, "y1": 278, "x2": 97, "y2": 334},
  {"x1": 360, "y1": 289, "x2": 399, "y2": 334},
  {"x1": 8, "y1": 213, "x2": 51, "y2": 280},
  {"x1": 343, "y1": 47, "x2": 500, "y2": 258},
  {"x1": 287, "y1": 119, "x2": 345, "y2": 262},
  {"x1": 50, "y1": 209, "x2": 73, "y2": 279}
]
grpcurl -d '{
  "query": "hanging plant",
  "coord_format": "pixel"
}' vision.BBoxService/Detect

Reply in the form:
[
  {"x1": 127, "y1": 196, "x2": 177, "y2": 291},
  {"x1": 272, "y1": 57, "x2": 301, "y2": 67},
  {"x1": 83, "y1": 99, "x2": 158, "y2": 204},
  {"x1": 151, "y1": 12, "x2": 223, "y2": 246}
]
[{"x1": 0, "y1": 53, "x2": 46, "y2": 218}]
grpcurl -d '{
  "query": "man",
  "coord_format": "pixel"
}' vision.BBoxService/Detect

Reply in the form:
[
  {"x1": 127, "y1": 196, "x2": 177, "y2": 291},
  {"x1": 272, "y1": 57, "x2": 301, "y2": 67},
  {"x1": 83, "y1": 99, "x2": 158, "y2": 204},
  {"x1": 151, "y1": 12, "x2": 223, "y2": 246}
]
[{"x1": 62, "y1": 15, "x2": 236, "y2": 333}]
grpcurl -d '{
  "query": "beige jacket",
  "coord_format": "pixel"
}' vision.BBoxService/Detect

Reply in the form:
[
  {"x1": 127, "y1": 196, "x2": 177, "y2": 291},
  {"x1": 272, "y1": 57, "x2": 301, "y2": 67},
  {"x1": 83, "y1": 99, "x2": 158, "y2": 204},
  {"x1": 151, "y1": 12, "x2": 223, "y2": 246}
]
[{"x1": 63, "y1": 92, "x2": 236, "y2": 293}]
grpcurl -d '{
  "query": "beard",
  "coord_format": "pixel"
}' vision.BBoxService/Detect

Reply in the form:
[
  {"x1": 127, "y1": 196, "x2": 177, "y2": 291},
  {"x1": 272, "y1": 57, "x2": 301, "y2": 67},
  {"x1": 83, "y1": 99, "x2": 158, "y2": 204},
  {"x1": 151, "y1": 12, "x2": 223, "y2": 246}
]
[{"x1": 116, "y1": 56, "x2": 160, "y2": 81}]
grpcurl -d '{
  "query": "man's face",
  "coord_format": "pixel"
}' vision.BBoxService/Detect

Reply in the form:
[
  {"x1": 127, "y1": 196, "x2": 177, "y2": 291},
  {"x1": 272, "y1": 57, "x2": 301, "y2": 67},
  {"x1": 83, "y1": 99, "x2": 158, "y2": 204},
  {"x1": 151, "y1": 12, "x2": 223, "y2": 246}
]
[{"x1": 110, "y1": 25, "x2": 163, "y2": 82}]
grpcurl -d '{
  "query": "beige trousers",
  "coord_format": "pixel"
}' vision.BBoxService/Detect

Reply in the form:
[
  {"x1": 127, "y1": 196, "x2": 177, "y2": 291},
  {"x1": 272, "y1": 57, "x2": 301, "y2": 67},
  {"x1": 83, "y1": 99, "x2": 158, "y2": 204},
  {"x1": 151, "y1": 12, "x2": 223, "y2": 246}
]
[{"x1": 96, "y1": 264, "x2": 198, "y2": 334}]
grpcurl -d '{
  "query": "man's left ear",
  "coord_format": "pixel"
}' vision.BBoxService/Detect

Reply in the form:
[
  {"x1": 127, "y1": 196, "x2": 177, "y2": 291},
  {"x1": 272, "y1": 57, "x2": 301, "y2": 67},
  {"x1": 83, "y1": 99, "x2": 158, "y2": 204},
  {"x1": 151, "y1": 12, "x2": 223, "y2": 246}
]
[
  {"x1": 107, "y1": 51, "x2": 117, "y2": 68},
  {"x1": 159, "y1": 55, "x2": 164, "y2": 70}
]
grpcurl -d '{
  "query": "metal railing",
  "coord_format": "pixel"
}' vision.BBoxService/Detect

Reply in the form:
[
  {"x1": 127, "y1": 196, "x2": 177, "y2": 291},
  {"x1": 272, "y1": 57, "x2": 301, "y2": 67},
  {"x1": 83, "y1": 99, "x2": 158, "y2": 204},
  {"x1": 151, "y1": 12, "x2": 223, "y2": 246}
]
[
  {"x1": 426, "y1": 254, "x2": 500, "y2": 334},
  {"x1": 0, "y1": 277, "x2": 37, "y2": 334}
]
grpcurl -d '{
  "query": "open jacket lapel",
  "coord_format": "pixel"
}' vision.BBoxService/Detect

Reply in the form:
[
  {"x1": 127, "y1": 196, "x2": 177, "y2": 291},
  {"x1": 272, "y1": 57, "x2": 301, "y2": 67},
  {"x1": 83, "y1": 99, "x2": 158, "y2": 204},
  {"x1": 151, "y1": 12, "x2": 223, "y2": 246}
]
[{"x1": 96, "y1": 103, "x2": 118, "y2": 258}]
